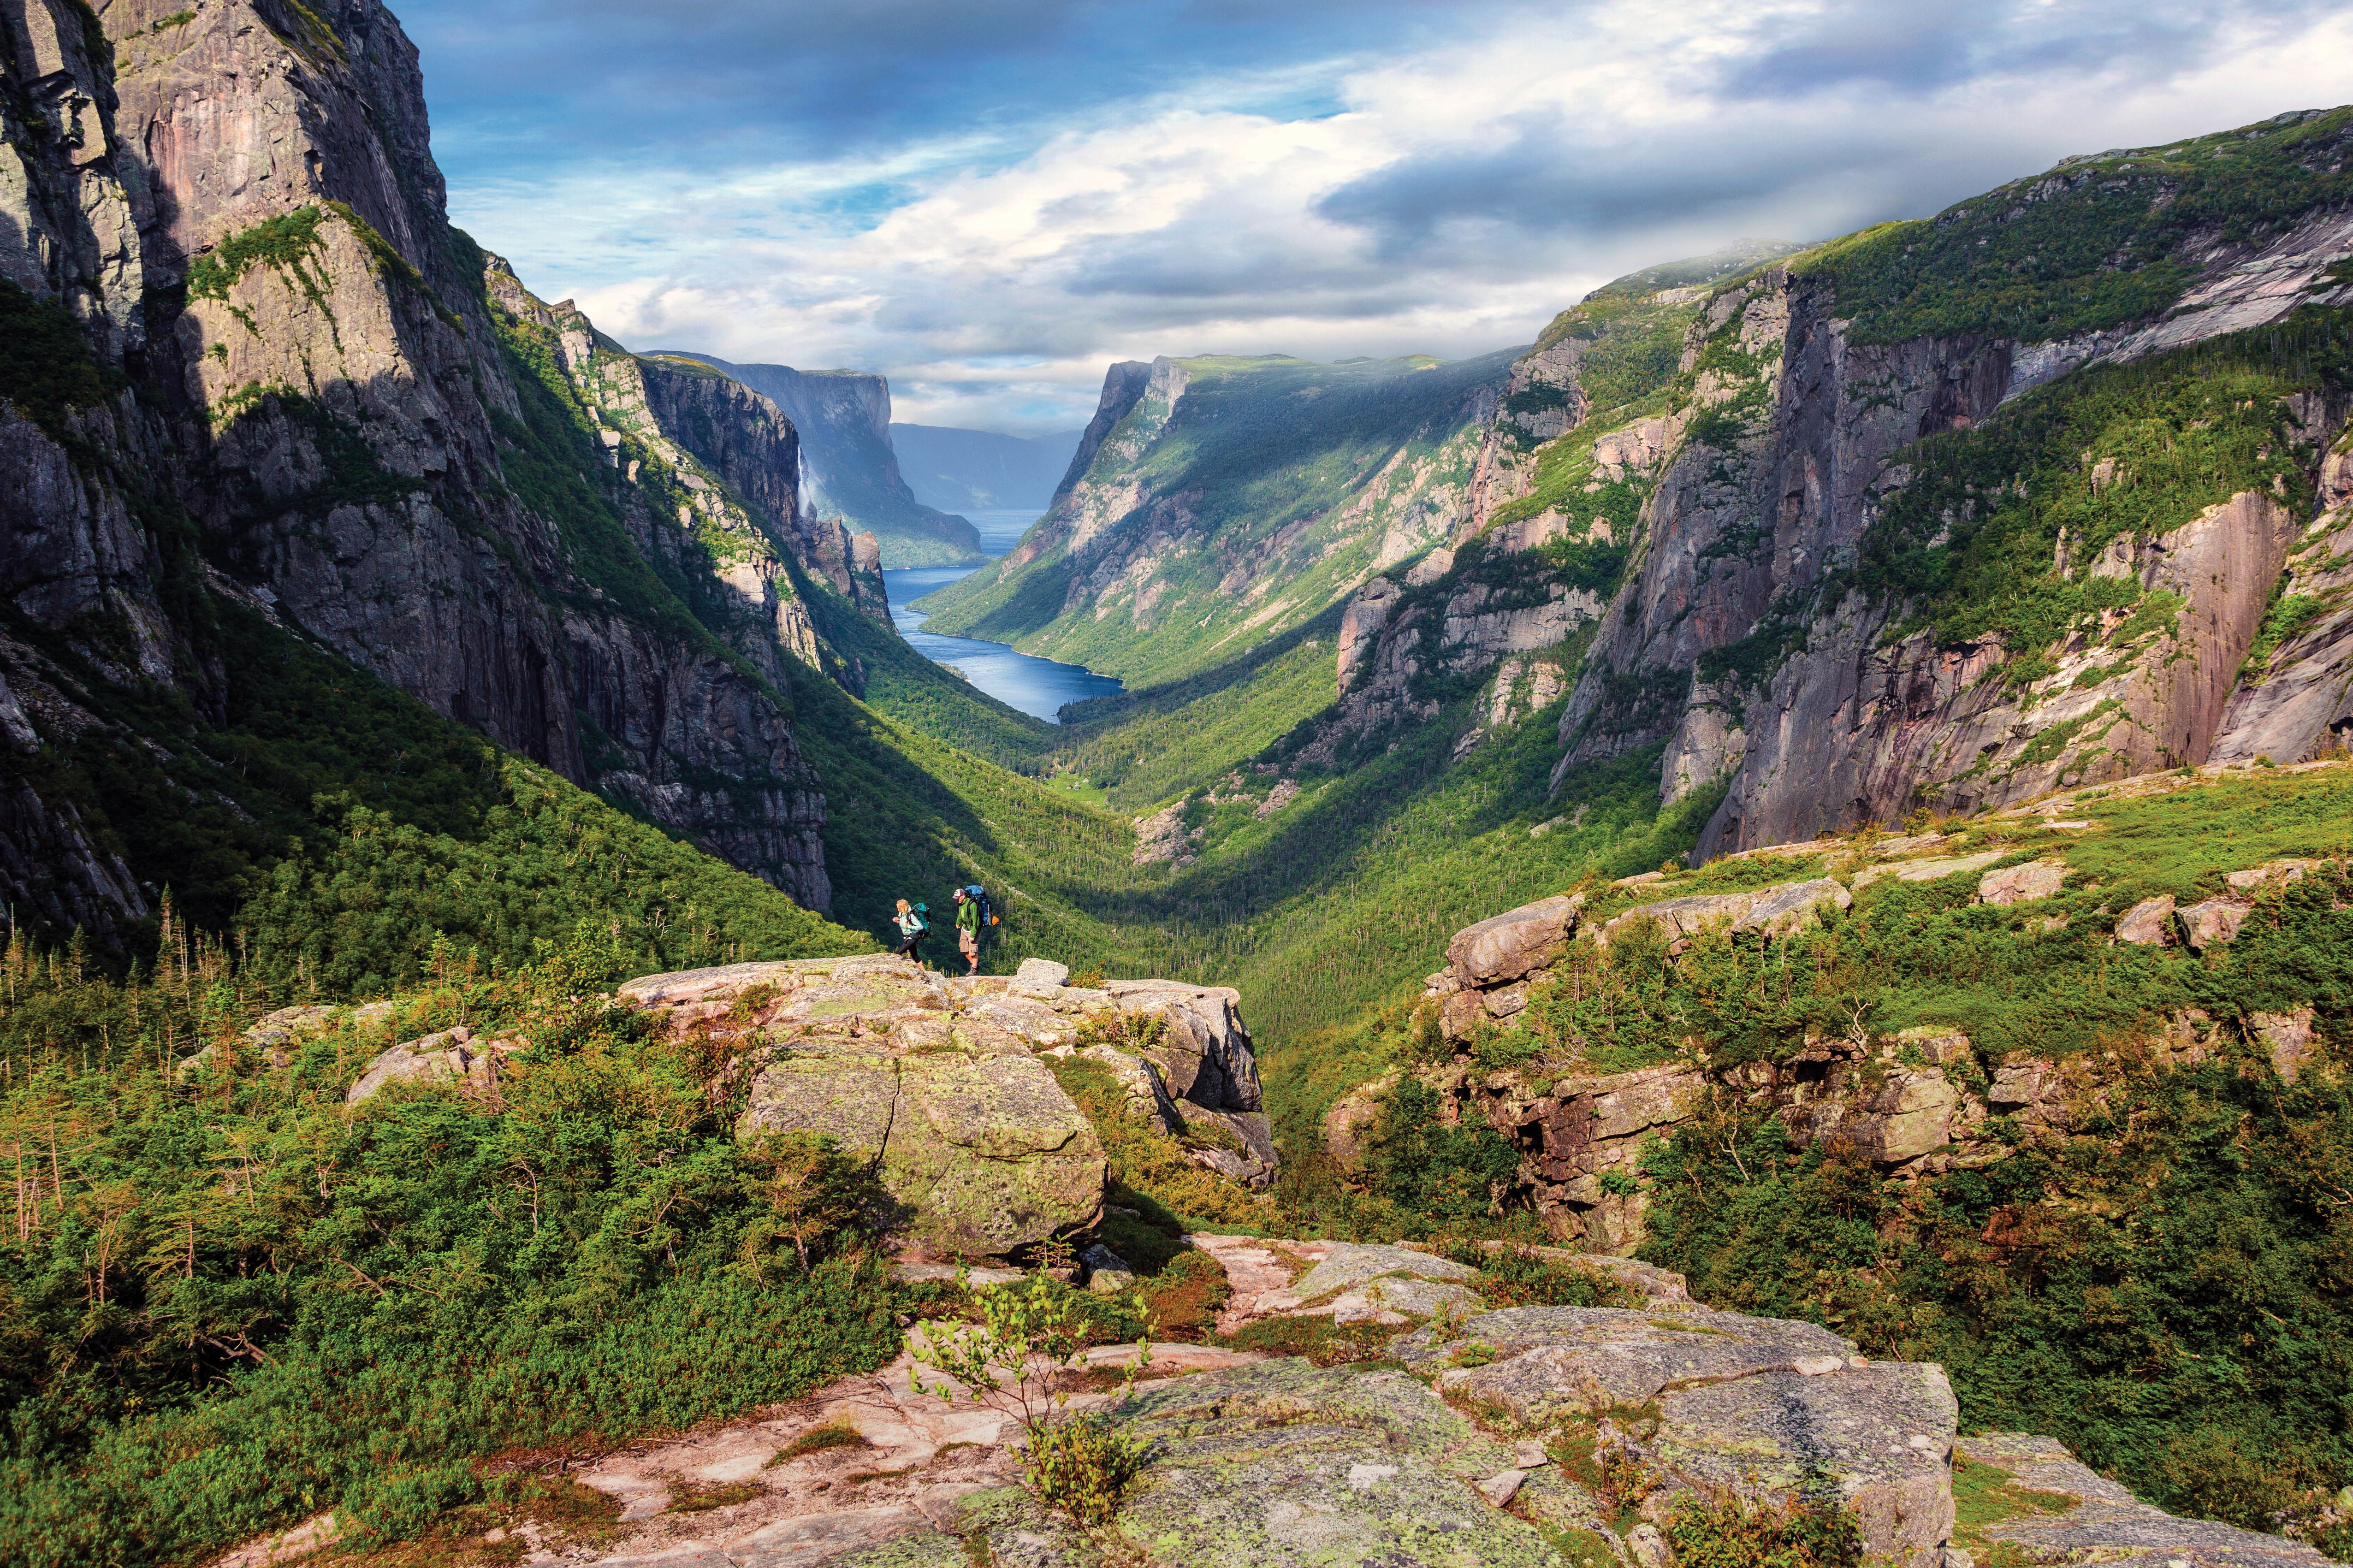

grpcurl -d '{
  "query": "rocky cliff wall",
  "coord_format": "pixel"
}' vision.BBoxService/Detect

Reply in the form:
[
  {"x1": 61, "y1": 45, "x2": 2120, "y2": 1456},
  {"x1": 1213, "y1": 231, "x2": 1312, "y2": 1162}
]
[
  {"x1": 659, "y1": 353, "x2": 984, "y2": 568},
  {"x1": 636, "y1": 356, "x2": 890, "y2": 625},
  {"x1": 1308, "y1": 123, "x2": 2353, "y2": 859},
  {"x1": 0, "y1": 0, "x2": 842, "y2": 930}
]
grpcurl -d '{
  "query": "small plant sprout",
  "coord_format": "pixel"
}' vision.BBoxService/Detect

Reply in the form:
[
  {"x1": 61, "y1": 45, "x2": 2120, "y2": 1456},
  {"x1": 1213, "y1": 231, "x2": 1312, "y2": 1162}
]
[{"x1": 908, "y1": 1266, "x2": 1158, "y2": 1524}]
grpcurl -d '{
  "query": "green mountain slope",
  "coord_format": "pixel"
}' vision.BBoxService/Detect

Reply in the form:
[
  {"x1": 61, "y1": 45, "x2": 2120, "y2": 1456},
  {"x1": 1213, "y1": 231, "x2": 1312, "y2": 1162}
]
[{"x1": 918, "y1": 349, "x2": 1523, "y2": 686}]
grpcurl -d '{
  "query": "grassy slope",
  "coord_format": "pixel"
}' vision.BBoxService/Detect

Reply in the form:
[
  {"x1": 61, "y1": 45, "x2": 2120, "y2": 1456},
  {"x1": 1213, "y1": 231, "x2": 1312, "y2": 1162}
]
[
  {"x1": 1794, "y1": 106, "x2": 2352, "y2": 343},
  {"x1": 919, "y1": 349, "x2": 1521, "y2": 685}
]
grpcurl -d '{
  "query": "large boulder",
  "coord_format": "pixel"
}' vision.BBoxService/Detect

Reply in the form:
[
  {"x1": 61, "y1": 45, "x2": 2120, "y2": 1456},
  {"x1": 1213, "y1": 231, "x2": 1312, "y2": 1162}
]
[
  {"x1": 737, "y1": 1025, "x2": 1107, "y2": 1256},
  {"x1": 1446, "y1": 894, "x2": 1582, "y2": 988},
  {"x1": 2114, "y1": 894, "x2": 2175, "y2": 945},
  {"x1": 1978, "y1": 860, "x2": 2066, "y2": 906},
  {"x1": 1103, "y1": 979, "x2": 1263, "y2": 1112},
  {"x1": 622, "y1": 955, "x2": 1273, "y2": 1254},
  {"x1": 2179, "y1": 898, "x2": 2252, "y2": 950},
  {"x1": 344, "y1": 1028, "x2": 510, "y2": 1104}
]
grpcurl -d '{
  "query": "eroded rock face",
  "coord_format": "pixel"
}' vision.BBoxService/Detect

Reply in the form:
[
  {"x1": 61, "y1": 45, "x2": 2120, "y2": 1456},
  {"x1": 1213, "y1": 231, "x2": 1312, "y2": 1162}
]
[
  {"x1": 0, "y1": 0, "x2": 847, "y2": 934},
  {"x1": 617, "y1": 956, "x2": 1274, "y2": 1251}
]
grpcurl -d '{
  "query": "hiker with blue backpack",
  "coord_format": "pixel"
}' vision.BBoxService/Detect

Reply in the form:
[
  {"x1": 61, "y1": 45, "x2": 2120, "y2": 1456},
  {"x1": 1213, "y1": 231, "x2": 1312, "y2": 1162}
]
[
  {"x1": 892, "y1": 898, "x2": 929, "y2": 963},
  {"x1": 951, "y1": 884, "x2": 996, "y2": 975}
]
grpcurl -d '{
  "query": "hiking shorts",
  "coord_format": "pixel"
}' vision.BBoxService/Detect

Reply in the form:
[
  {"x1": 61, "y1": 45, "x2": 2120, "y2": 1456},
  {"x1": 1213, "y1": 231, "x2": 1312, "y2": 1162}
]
[{"x1": 958, "y1": 929, "x2": 978, "y2": 959}]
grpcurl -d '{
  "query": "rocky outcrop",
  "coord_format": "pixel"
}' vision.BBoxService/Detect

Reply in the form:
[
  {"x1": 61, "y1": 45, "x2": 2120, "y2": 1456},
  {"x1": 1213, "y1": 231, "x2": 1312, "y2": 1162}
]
[
  {"x1": 1355, "y1": 833, "x2": 2347, "y2": 1250},
  {"x1": 658, "y1": 353, "x2": 982, "y2": 568},
  {"x1": 345, "y1": 1025, "x2": 514, "y2": 1102},
  {"x1": 615, "y1": 954, "x2": 1274, "y2": 1250},
  {"x1": 0, "y1": 0, "x2": 850, "y2": 929},
  {"x1": 2211, "y1": 440, "x2": 2353, "y2": 765},
  {"x1": 453, "y1": 1230, "x2": 2309, "y2": 1568}
]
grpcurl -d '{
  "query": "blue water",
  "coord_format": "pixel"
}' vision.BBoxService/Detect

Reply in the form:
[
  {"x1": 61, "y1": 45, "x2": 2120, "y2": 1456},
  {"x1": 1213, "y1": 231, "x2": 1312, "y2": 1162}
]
[{"x1": 884, "y1": 509, "x2": 1124, "y2": 724}]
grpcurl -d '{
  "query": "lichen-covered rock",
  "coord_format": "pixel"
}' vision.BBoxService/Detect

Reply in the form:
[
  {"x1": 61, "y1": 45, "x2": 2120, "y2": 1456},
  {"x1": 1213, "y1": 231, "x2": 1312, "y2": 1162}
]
[
  {"x1": 1399, "y1": 1305, "x2": 1857, "y2": 1424},
  {"x1": 1013, "y1": 958, "x2": 1072, "y2": 991},
  {"x1": 1177, "y1": 1105, "x2": 1280, "y2": 1191},
  {"x1": 622, "y1": 955, "x2": 1271, "y2": 1253},
  {"x1": 2252, "y1": 1006, "x2": 2318, "y2": 1084},
  {"x1": 1790, "y1": 1067, "x2": 1963, "y2": 1164},
  {"x1": 2180, "y1": 898, "x2": 2253, "y2": 950},
  {"x1": 346, "y1": 1032, "x2": 469, "y2": 1103},
  {"x1": 740, "y1": 1033, "x2": 1107, "y2": 1255},
  {"x1": 2225, "y1": 858, "x2": 2323, "y2": 893},
  {"x1": 1601, "y1": 878, "x2": 1852, "y2": 949},
  {"x1": 1109, "y1": 1360, "x2": 1559, "y2": 1568},
  {"x1": 1082, "y1": 1244, "x2": 1138, "y2": 1295},
  {"x1": 1103, "y1": 979, "x2": 1263, "y2": 1112},
  {"x1": 2115, "y1": 894, "x2": 2176, "y2": 945},
  {"x1": 1074, "y1": 1042, "x2": 1181, "y2": 1134},
  {"x1": 245, "y1": 1005, "x2": 342, "y2": 1052},
  {"x1": 1654, "y1": 1361, "x2": 1958, "y2": 1568},
  {"x1": 1853, "y1": 851, "x2": 2009, "y2": 888},
  {"x1": 1956, "y1": 1433, "x2": 2328, "y2": 1568}
]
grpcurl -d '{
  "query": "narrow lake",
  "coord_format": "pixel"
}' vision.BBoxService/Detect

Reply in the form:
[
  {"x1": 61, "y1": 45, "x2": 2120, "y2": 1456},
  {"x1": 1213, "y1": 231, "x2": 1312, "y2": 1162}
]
[{"x1": 881, "y1": 509, "x2": 1124, "y2": 723}]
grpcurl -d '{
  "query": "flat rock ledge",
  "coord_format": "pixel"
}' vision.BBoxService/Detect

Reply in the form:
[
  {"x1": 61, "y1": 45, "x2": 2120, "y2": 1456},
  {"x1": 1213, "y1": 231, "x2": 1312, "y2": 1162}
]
[{"x1": 207, "y1": 1240, "x2": 2323, "y2": 1568}]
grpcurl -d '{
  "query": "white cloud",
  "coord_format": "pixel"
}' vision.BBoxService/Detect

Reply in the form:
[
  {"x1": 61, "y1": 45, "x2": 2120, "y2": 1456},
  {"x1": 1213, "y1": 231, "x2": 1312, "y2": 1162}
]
[{"x1": 445, "y1": 0, "x2": 2353, "y2": 432}]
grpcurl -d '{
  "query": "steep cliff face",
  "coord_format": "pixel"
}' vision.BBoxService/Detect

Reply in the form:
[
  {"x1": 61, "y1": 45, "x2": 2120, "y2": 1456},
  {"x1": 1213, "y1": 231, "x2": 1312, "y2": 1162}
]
[
  {"x1": 638, "y1": 357, "x2": 889, "y2": 625},
  {"x1": 1290, "y1": 251, "x2": 1791, "y2": 768},
  {"x1": 1309, "y1": 114, "x2": 2353, "y2": 863},
  {"x1": 920, "y1": 349, "x2": 1521, "y2": 686},
  {"x1": 0, "y1": 0, "x2": 849, "y2": 932},
  {"x1": 661, "y1": 353, "x2": 983, "y2": 568},
  {"x1": 889, "y1": 421, "x2": 1082, "y2": 513}
]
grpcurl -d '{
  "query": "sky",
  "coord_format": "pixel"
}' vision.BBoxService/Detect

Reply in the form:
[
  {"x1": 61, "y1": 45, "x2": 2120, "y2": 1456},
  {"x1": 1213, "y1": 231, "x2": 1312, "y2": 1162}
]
[{"x1": 398, "y1": 0, "x2": 2353, "y2": 433}]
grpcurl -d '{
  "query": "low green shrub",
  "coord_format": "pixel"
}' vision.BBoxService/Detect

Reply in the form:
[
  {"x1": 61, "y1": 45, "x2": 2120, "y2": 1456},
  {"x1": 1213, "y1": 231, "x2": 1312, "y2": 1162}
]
[{"x1": 1663, "y1": 1492, "x2": 1864, "y2": 1568}]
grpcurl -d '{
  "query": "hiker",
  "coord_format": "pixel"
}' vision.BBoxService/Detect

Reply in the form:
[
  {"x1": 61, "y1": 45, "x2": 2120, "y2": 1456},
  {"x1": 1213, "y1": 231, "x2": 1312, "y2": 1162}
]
[
  {"x1": 953, "y1": 886, "x2": 982, "y2": 976},
  {"x1": 892, "y1": 898, "x2": 928, "y2": 962}
]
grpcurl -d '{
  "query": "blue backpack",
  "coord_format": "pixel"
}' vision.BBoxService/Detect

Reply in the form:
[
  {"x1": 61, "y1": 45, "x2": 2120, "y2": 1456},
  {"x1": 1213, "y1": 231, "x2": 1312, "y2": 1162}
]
[{"x1": 964, "y1": 884, "x2": 998, "y2": 927}]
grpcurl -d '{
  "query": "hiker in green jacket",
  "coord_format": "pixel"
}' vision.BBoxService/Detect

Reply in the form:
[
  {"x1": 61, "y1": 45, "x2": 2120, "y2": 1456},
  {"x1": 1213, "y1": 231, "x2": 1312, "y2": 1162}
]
[
  {"x1": 953, "y1": 887, "x2": 981, "y2": 976},
  {"x1": 892, "y1": 898, "x2": 928, "y2": 963}
]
